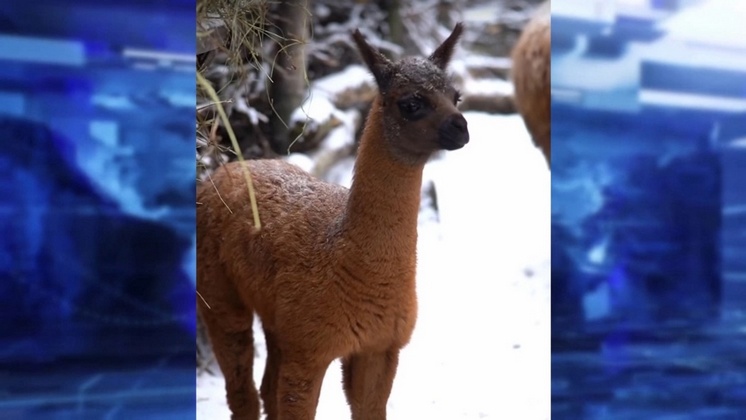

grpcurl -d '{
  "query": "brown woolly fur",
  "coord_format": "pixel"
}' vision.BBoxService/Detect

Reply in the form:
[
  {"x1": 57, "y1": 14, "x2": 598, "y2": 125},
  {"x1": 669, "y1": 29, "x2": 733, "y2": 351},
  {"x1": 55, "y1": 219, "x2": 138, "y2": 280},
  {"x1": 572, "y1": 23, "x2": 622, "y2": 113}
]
[
  {"x1": 197, "y1": 24, "x2": 468, "y2": 419},
  {"x1": 511, "y1": 4, "x2": 550, "y2": 167}
]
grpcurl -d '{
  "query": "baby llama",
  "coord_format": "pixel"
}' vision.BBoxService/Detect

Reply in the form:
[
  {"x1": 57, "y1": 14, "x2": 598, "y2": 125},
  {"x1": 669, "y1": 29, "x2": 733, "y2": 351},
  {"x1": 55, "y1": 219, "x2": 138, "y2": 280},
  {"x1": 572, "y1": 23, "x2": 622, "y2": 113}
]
[{"x1": 197, "y1": 23, "x2": 469, "y2": 420}]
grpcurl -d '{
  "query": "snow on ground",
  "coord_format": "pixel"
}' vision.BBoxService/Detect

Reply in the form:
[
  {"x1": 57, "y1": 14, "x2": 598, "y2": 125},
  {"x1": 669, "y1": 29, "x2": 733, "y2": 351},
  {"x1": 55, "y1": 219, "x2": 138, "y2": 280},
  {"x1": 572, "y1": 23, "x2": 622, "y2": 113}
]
[
  {"x1": 197, "y1": 110, "x2": 550, "y2": 419},
  {"x1": 462, "y1": 76, "x2": 514, "y2": 97}
]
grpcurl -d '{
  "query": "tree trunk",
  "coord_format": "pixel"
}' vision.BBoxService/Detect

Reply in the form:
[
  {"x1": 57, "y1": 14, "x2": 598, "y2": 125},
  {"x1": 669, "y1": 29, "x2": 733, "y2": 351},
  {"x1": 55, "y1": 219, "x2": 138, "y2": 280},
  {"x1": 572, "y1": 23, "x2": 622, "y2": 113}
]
[
  {"x1": 436, "y1": 0, "x2": 456, "y2": 27},
  {"x1": 386, "y1": 0, "x2": 404, "y2": 51},
  {"x1": 269, "y1": 0, "x2": 309, "y2": 154},
  {"x1": 380, "y1": 0, "x2": 418, "y2": 56}
]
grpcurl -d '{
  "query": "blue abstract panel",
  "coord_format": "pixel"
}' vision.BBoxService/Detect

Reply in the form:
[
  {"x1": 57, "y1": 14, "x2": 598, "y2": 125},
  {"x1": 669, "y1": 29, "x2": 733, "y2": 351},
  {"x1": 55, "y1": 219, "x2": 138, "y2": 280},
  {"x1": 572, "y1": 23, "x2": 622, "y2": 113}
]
[
  {"x1": 0, "y1": 1, "x2": 195, "y2": 418},
  {"x1": 552, "y1": 107, "x2": 722, "y2": 324},
  {"x1": 552, "y1": 1, "x2": 746, "y2": 418}
]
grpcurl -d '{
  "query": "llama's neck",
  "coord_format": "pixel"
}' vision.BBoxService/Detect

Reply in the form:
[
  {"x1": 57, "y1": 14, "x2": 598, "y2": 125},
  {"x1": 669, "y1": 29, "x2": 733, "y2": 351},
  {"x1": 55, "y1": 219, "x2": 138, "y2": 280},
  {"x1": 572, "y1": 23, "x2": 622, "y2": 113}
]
[{"x1": 339, "y1": 96, "x2": 424, "y2": 266}]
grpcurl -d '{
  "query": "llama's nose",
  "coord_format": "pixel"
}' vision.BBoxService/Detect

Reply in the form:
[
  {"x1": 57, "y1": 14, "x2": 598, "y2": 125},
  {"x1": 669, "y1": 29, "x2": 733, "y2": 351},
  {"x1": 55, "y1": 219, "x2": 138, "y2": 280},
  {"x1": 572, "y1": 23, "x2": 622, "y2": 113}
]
[
  {"x1": 438, "y1": 113, "x2": 469, "y2": 150},
  {"x1": 450, "y1": 114, "x2": 468, "y2": 134}
]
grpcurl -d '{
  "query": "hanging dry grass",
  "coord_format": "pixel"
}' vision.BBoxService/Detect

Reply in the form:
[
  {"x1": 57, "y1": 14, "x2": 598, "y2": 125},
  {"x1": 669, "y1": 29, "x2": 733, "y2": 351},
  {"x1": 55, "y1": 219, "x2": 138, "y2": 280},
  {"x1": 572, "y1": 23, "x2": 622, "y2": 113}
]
[
  {"x1": 196, "y1": 0, "x2": 271, "y2": 372},
  {"x1": 197, "y1": 0, "x2": 269, "y2": 70}
]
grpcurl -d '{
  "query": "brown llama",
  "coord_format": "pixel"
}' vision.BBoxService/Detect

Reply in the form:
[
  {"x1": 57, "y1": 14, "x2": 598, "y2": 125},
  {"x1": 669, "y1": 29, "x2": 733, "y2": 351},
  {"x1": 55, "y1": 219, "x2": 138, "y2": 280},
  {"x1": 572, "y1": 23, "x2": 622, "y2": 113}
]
[
  {"x1": 197, "y1": 24, "x2": 469, "y2": 420},
  {"x1": 511, "y1": 2, "x2": 550, "y2": 166}
]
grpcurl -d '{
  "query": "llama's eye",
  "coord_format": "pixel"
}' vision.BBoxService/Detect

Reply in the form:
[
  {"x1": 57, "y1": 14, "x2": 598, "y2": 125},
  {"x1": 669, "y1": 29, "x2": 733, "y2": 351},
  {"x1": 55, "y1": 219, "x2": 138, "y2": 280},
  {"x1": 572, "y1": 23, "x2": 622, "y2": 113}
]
[
  {"x1": 403, "y1": 99, "x2": 421, "y2": 113},
  {"x1": 453, "y1": 90, "x2": 462, "y2": 105},
  {"x1": 398, "y1": 96, "x2": 425, "y2": 119}
]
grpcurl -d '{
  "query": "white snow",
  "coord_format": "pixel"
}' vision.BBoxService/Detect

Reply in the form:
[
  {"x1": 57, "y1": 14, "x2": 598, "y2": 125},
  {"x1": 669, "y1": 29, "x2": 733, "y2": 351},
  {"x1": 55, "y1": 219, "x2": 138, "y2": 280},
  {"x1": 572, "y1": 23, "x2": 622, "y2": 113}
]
[
  {"x1": 313, "y1": 65, "x2": 373, "y2": 96},
  {"x1": 463, "y1": 77, "x2": 514, "y2": 97},
  {"x1": 290, "y1": 93, "x2": 337, "y2": 127},
  {"x1": 462, "y1": 4, "x2": 501, "y2": 25},
  {"x1": 283, "y1": 152, "x2": 315, "y2": 174},
  {"x1": 291, "y1": 65, "x2": 372, "y2": 127},
  {"x1": 196, "y1": 110, "x2": 550, "y2": 419},
  {"x1": 289, "y1": 66, "x2": 369, "y2": 164},
  {"x1": 462, "y1": 55, "x2": 512, "y2": 71},
  {"x1": 318, "y1": 109, "x2": 359, "y2": 152}
]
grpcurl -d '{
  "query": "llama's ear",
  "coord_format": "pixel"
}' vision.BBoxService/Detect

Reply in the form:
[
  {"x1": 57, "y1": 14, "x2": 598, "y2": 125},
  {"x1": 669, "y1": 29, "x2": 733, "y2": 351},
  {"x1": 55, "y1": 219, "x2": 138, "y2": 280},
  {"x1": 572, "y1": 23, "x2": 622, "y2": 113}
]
[
  {"x1": 352, "y1": 29, "x2": 394, "y2": 92},
  {"x1": 428, "y1": 22, "x2": 464, "y2": 70}
]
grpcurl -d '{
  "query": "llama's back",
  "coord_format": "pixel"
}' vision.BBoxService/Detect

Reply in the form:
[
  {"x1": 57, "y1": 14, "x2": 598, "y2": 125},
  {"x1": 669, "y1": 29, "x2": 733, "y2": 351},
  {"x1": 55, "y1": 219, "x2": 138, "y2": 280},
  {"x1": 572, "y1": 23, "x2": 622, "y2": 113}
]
[
  {"x1": 196, "y1": 159, "x2": 348, "y2": 315},
  {"x1": 512, "y1": 3, "x2": 550, "y2": 163}
]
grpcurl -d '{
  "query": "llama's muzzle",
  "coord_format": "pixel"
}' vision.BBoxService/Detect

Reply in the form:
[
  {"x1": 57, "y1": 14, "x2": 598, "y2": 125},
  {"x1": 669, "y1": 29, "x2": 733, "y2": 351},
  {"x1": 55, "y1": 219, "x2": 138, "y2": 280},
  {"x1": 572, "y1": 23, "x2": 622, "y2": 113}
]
[{"x1": 438, "y1": 113, "x2": 469, "y2": 150}]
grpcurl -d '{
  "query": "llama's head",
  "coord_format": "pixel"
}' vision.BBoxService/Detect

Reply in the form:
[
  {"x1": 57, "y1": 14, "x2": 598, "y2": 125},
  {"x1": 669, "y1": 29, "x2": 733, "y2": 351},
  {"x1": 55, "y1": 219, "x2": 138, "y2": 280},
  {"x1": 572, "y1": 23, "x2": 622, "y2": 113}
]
[{"x1": 353, "y1": 23, "x2": 469, "y2": 163}]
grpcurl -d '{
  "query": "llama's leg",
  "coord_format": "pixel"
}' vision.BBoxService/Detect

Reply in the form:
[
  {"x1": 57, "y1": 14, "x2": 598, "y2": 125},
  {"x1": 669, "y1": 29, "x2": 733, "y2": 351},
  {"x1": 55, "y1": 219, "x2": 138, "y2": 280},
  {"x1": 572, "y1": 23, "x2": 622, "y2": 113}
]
[
  {"x1": 200, "y1": 306, "x2": 259, "y2": 420},
  {"x1": 342, "y1": 348, "x2": 400, "y2": 420},
  {"x1": 275, "y1": 356, "x2": 329, "y2": 420},
  {"x1": 260, "y1": 327, "x2": 281, "y2": 419}
]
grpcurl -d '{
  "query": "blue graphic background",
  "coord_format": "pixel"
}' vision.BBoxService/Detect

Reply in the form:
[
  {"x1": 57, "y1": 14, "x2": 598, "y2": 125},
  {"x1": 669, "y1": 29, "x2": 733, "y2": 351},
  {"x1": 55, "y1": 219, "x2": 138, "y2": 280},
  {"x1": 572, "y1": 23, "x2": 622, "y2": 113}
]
[
  {"x1": 0, "y1": 1, "x2": 195, "y2": 418},
  {"x1": 551, "y1": 1, "x2": 746, "y2": 418}
]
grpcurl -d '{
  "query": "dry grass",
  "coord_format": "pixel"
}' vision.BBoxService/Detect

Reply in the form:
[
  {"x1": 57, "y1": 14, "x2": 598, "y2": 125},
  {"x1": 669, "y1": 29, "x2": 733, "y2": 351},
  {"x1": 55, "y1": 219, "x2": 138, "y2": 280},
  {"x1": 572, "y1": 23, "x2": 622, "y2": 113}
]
[
  {"x1": 196, "y1": 0, "x2": 271, "y2": 371},
  {"x1": 195, "y1": 0, "x2": 313, "y2": 170},
  {"x1": 197, "y1": 71, "x2": 261, "y2": 229},
  {"x1": 196, "y1": 0, "x2": 269, "y2": 175},
  {"x1": 196, "y1": 0, "x2": 275, "y2": 223},
  {"x1": 197, "y1": 0, "x2": 269, "y2": 73}
]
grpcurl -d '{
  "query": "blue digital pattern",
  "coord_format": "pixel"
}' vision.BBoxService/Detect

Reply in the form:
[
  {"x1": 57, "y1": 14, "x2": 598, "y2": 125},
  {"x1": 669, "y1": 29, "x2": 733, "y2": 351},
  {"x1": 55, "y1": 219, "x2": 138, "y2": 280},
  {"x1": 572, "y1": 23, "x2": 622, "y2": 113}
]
[
  {"x1": 0, "y1": 1, "x2": 195, "y2": 418},
  {"x1": 551, "y1": 1, "x2": 746, "y2": 418}
]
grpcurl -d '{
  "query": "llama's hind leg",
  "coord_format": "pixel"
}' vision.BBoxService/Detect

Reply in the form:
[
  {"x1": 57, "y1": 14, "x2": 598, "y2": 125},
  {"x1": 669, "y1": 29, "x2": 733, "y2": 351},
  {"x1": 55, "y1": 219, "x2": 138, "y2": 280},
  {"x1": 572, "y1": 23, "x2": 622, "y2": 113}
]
[
  {"x1": 260, "y1": 327, "x2": 281, "y2": 419},
  {"x1": 199, "y1": 306, "x2": 259, "y2": 420},
  {"x1": 342, "y1": 348, "x2": 400, "y2": 420}
]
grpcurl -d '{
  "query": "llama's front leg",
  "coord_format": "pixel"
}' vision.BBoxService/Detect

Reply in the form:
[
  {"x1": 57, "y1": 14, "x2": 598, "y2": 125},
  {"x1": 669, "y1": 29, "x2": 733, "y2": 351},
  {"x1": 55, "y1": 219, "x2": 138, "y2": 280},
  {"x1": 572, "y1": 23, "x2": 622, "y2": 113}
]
[
  {"x1": 275, "y1": 357, "x2": 328, "y2": 420},
  {"x1": 342, "y1": 348, "x2": 400, "y2": 420},
  {"x1": 199, "y1": 308, "x2": 259, "y2": 420}
]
